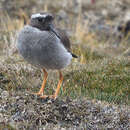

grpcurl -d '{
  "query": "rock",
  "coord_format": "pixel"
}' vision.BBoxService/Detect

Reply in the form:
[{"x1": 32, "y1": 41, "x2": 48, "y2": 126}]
[
  {"x1": 123, "y1": 48, "x2": 130, "y2": 56},
  {"x1": 1, "y1": 91, "x2": 9, "y2": 99},
  {"x1": 117, "y1": 20, "x2": 130, "y2": 37}
]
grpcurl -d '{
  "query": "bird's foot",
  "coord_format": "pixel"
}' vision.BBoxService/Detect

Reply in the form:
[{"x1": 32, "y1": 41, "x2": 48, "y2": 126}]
[
  {"x1": 32, "y1": 91, "x2": 43, "y2": 96},
  {"x1": 40, "y1": 95, "x2": 57, "y2": 99},
  {"x1": 40, "y1": 95, "x2": 48, "y2": 99}
]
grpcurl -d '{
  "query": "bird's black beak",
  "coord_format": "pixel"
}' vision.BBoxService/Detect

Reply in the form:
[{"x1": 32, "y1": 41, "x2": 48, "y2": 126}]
[{"x1": 49, "y1": 24, "x2": 61, "y2": 39}]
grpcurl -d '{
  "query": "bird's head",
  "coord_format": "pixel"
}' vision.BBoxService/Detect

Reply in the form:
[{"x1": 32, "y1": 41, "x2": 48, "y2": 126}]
[
  {"x1": 30, "y1": 12, "x2": 54, "y2": 31},
  {"x1": 30, "y1": 12, "x2": 60, "y2": 39}
]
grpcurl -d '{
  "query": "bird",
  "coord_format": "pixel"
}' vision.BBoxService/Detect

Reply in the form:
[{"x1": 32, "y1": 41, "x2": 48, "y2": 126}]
[{"x1": 17, "y1": 12, "x2": 77, "y2": 99}]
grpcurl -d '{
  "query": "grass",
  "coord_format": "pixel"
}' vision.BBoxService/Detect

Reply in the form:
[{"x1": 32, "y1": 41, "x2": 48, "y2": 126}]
[
  {"x1": 1, "y1": 57, "x2": 129, "y2": 105},
  {"x1": 62, "y1": 58, "x2": 129, "y2": 104},
  {"x1": 0, "y1": 8, "x2": 130, "y2": 106}
]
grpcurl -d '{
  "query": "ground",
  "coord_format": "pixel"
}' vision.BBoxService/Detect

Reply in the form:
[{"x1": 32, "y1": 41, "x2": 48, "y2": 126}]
[{"x1": 0, "y1": 0, "x2": 130, "y2": 129}]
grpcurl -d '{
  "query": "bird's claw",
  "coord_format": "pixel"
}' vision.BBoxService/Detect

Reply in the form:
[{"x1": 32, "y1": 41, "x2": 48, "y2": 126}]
[
  {"x1": 40, "y1": 95, "x2": 57, "y2": 99},
  {"x1": 32, "y1": 92, "x2": 43, "y2": 96}
]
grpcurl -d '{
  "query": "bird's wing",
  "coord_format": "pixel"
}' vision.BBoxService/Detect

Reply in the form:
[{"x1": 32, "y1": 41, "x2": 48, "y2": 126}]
[
  {"x1": 56, "y1": 28, "x2": 78, "y2": 58},
  {"x1": 56, "y1": 28, "x2": 71, "y2": 52}
]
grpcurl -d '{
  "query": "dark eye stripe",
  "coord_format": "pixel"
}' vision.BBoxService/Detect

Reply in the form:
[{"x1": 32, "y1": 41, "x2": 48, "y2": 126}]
[{"x1": 37, "y1": 17, "x2": 43, "y2": 22}]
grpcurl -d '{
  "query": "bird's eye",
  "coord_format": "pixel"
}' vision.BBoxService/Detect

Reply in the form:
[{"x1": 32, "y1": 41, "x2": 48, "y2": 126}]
[{"x1": 37, "y1": 17, "x2": 43, "y2": 22}]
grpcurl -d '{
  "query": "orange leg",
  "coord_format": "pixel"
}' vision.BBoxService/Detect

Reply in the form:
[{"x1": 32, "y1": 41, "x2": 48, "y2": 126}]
[
  {"x1": 54, "y1": 71, "x2": 63, "y2": 98},
  {"x1": 49, "y1": 71, "x2": 63, "y2": 99},
  {"x1": 34, "y1": 68, "x2": 48, "y2": 96},
  {"x1": 40, "y1": 71, "x2": 63, "y2": 99}
]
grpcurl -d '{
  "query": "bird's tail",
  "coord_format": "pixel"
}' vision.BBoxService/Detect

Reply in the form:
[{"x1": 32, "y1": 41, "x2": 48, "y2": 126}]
[{"x1": 71, "y1": 53, "x2": 78, "y2": 58}]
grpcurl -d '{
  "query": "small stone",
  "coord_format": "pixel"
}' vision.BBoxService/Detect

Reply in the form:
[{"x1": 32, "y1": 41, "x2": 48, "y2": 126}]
[
  {"x1": 1, "y1": 91, "x2": 9, "y2": 99},
  {"x1": 9, "y1": 121, "x2": 17, "y2": 129}
]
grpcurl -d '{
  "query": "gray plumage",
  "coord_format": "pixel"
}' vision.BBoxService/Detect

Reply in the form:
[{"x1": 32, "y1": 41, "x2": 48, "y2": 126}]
[
  {"x1": 17, "y1": 25, "x2": 72, "y2": 70},
  {"x1": 17, "y1": 12, "x2": 78, "y2": 71}
]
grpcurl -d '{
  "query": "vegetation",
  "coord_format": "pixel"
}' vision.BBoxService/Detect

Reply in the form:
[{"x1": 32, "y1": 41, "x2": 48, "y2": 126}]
[{"x1": 0, "y1": 9, "x2": 129, "y2": 105}]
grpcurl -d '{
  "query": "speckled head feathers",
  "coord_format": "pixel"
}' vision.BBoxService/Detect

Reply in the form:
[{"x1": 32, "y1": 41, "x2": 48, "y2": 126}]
[
  {"x1": 31, "y1": 12, "x2": 54, "y2": 20},
  {"x1": 30, "y1": 12, "x2": 54, "y2": 31},
  {"x1": 31, "y1": 13, "x2": 46, "y2": 19}
]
